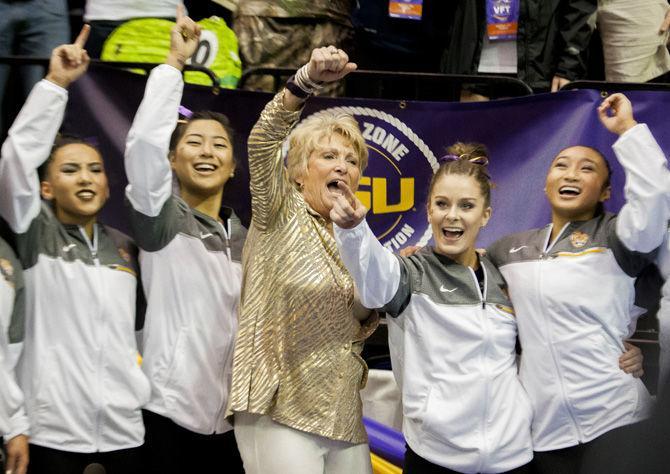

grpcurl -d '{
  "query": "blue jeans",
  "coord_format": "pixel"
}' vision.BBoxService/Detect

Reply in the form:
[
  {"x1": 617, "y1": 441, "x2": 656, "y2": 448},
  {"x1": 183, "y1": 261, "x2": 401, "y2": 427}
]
[{"x1": 0, "y1": 0, "x2": 70, "y2": 133}]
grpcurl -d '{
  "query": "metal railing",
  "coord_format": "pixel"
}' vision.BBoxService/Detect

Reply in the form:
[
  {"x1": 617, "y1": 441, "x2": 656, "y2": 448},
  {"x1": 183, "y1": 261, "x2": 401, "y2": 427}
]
[
  {"x1": 239, "y1": 66, "x2": 534, "y2": 101},
  {"x1": 562, "y1": 80, "x2": 670, "y2": 95},
  {"x1": 0, "y1": 56, "x2": 222, "y2": 94}
]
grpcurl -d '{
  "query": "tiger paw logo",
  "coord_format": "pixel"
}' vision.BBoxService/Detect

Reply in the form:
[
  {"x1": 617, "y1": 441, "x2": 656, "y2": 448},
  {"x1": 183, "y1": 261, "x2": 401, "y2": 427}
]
[
  {"x1": 306, "y1": 106, "x2": 437, "y2": 250},
  {"x1": 570, "y1": 230, "x2": 589, "y2": 248}
]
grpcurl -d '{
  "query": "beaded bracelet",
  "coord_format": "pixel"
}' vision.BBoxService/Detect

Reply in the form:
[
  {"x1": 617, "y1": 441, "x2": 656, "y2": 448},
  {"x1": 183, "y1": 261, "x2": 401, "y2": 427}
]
[
  {"x1": 284, "y1": 64, "x2": 325, "y2": 99},
  {"x1": 295, "y1": 64, "x2": 324, "y2": 92},
  {"x1": 285, "y1": 75, "x2": 311, "y2": 99}
]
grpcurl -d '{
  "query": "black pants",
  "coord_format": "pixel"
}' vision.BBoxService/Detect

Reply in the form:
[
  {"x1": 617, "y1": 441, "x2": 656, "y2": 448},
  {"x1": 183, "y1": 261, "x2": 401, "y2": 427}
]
[
  {"x1": 531, "y1": 423, "x2": 638, "y2": 474},
  {"x1": 403, "y1": 445, "x2": 531, "y2": 474},
  {"x1": 27, "y1": 444, "x2": 143, "y2": 474},
  {"x1": 142, "y1": 409, "x2": 244, "y2": 474}
]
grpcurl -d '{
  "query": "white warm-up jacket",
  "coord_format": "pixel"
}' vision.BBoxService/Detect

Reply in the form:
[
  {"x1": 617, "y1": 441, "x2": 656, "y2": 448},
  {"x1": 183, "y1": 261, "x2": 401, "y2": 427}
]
[
  {"x1": 0, "y1": 80, "x2": 149, "y2": 452},
  {"x1": 488, "y1": 124, "x2": 666, "y2": 451},
  {"x1": 336, "y1": 221, "x2": 533, "y2": 474},
  {"x1": 125, "y1": 64, "x2": 245, "y2": 434}
]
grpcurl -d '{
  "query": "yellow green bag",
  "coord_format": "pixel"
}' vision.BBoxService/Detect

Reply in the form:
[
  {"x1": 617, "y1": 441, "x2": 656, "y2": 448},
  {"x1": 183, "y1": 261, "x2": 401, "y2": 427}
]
[{"x1": 101, "y1": 17, "x2": 241, "y2": 88}]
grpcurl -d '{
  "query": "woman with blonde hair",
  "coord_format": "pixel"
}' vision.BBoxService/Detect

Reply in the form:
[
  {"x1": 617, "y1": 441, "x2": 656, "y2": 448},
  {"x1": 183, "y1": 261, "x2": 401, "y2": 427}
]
[{"x1": 228, "y1": 46, "x2": 378, "y2": 474}]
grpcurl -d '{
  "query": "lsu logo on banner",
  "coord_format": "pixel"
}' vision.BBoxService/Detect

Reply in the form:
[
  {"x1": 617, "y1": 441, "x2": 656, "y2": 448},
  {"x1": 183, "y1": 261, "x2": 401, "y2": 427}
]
[{"x1": 306, "y1": 106, "x2": 438, "y2": 250}]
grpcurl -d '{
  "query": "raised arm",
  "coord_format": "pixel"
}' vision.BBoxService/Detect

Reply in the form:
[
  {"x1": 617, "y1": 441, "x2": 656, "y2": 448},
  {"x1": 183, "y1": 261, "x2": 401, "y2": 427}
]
[
  {"x1": 249, "y1": 46, "x2": 356, "y2": 230},
  {"x1": 0, "y1": 26, "x2": 90, "y2": 233},
  {"x1": 332, "y1": 183, "x2": 405, "y2": 310},
  {"x1": 598, "y1": 93, "x2": 670, "y2": 252},
  {"x1": 124, "y1": 6, "x2": 200, "y2": 217}
]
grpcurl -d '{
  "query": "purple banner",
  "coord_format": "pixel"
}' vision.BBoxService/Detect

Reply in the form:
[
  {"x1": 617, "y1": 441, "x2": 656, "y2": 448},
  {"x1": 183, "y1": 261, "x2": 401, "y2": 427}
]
[{"x1": 64, "y1": 65, "x2": 670, "y2": 252}]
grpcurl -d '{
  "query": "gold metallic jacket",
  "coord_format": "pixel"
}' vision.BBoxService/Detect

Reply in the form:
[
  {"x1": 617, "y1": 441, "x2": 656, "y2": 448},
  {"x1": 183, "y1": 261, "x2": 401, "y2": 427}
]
[{"x1": 228, "y1": 92, "x2": 378, "y2": 444}]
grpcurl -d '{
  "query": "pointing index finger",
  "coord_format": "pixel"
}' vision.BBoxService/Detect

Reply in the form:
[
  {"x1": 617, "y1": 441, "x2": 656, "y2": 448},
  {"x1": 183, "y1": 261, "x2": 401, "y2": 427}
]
[
  {"x1": 176, "y1": 3, "x2": 186, "y2": 22},
  {"x1": 336, "y1": 180, "x2": 358, "y2": 206},
  {"x1": 74, "y1": 24, "x2": 91, "y2": 48}
]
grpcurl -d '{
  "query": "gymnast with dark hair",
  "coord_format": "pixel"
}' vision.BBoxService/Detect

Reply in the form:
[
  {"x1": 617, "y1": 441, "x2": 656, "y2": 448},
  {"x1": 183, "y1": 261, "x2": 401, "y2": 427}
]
[
  {"x1": 486, "y1": 93, "x2": 668, "y2": 474},
  {"x1": 123, "y1": 7, "x2": 245, "y2": 473},
  {"x1": 0, "y1": 26, "x2": 150, "y2": 474}
]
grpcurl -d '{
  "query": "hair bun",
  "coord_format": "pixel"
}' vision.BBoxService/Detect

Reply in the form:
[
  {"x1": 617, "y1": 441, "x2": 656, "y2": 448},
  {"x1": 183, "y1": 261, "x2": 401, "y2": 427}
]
[
  {"x1": 441, "y1": 142, "x2": 490, "y2": 167},
  {"x1": 438, "y1": 152, "x2": 489, "y2": 167}
]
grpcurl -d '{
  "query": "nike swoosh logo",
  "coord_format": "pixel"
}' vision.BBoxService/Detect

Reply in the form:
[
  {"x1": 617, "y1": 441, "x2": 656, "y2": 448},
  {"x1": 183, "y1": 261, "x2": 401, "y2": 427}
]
[
  {"x1": 62, "y1": 244, "x2": 76, "y2": 252},
  {"x1": 509, "y1": 246, "x2": 527, "y2": 253},
  {"x1": 440, "y1": 285, "x2": 457, "y2": 293},
  {"x1": 200, "y1": 232, "x2": 213, "y2": 240}
]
